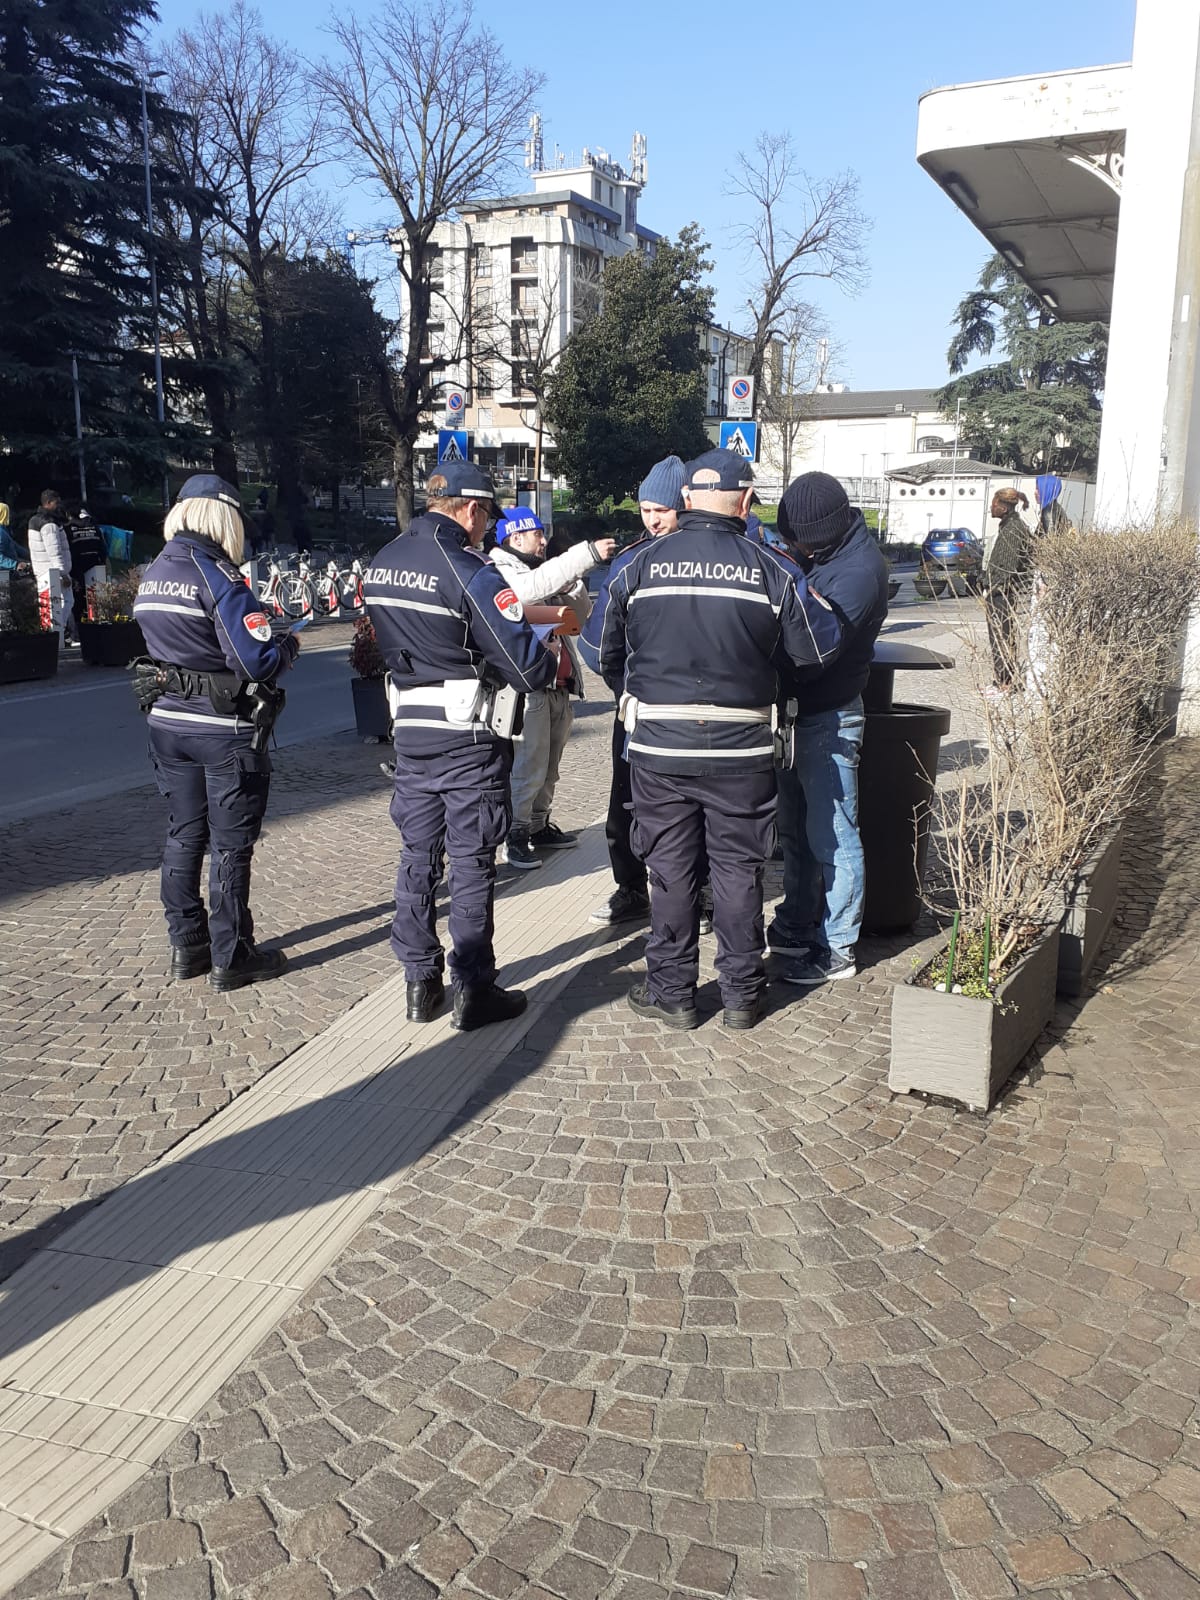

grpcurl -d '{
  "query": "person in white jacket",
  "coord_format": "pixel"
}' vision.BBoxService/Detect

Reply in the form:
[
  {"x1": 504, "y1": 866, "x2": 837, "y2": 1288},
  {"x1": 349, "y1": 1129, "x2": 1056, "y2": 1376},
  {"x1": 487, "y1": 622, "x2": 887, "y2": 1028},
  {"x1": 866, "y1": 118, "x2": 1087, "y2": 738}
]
[
  {"x1": 490, "y1": 509, "x2": 616, "y2": 868},
  {"x1": 26, "y1": 489, "x2": 74, "y2": 641}
]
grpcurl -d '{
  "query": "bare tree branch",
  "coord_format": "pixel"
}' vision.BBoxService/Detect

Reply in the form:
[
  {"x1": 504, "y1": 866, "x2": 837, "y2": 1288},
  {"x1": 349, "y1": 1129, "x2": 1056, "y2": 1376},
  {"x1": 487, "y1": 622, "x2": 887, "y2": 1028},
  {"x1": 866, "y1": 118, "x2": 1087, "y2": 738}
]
[
  {"x1": 727, "y1": 131, "x2": 869, "y2": 389},
  {"x1": 313, "y1": 0, "x2": 543, "y2": 523}
]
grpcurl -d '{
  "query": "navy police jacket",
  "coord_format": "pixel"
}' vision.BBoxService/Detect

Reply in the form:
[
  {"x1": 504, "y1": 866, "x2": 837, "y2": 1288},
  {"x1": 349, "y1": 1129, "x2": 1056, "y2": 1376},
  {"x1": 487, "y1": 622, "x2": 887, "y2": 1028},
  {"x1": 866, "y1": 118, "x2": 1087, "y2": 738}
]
[
  {"x1": 134, "y1": 534, "x2": 295, "y2": 735},
  {"x1": 364, "y1": 512, "x2": 555, "y2": 754},
  {"x1": 578, "y1": 534, "x2": 648, "y2": 679},
  {"x1": 598, "y1": 510, "x2": 841, "y2": 776},
  {"x1": 783, "y1": 514, "x2": 890, "y2": 715}
]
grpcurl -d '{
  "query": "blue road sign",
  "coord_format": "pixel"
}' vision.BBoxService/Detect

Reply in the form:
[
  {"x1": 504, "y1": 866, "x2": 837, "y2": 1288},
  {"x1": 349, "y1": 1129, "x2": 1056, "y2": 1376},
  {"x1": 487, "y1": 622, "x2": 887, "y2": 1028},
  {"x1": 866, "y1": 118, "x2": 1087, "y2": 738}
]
[
  {"x1": 719, "y1": 420, "x2": 758, "y2": 460},
  {"x1": 437, "y1": 429, "x2": 469, "y2": 463}
]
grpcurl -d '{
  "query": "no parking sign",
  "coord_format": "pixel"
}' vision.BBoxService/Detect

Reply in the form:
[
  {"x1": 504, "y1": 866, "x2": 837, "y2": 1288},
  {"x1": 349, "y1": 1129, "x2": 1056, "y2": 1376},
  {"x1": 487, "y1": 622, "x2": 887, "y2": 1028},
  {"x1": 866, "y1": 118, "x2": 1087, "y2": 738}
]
[
  {"x1": 727, "y1": 374, "x2": 754, "y2": 419},
  {"x1": 444, "y1": 388, "x2": 466, "y2": 427}
]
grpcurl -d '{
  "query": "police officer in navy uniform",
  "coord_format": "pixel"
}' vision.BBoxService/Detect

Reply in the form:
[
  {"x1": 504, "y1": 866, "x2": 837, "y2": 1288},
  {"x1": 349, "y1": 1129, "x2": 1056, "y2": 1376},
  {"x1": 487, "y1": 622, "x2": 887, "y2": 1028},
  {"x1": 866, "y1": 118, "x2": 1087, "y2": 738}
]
[
  {"x1": 364, "y1": 460, "x2": 556, "y2": 1032},
  {"x1": 133, "y1": 475, "x2": 300, "y2": 990},
  {"x1": 599, "y1": 449, "x2": 841, "y2": 1031}
]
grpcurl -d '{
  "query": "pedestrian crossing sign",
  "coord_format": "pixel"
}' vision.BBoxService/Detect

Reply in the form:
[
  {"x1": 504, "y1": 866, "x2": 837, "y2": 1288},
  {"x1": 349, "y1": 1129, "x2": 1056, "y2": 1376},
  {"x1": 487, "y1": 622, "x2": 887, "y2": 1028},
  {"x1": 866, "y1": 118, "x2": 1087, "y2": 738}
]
[
  {"x1": 437, "y1": 429, "x2": 469, "y2": 463},
  {"x1": 719, "y1": 421, "x2": 758, "y2": 460}
]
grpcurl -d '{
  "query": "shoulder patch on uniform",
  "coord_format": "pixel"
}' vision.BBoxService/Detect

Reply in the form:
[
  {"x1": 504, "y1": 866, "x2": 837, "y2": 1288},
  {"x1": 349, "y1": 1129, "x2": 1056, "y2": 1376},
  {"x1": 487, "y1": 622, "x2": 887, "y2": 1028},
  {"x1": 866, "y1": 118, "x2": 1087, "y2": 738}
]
[
  {"x1": 244, "y1": 611, "x2": 272, "y2": 641},
  {"x1": 494, "y1": 587, "x2": 523, "y2": 622}
]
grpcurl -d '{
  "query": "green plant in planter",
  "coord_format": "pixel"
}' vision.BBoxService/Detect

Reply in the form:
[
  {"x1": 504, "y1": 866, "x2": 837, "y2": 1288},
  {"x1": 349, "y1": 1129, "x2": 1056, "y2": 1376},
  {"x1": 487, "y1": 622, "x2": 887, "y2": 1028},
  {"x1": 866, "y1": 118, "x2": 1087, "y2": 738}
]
[
  {"x1": 2, "y1": 572, "x2": 46, "y2": 634},
  {"x1": 349, "y1": 615, "x2": 386, "y2": 679},
  {"x1": 87, "y1": 571, "x2": 141, "y2": 622}
]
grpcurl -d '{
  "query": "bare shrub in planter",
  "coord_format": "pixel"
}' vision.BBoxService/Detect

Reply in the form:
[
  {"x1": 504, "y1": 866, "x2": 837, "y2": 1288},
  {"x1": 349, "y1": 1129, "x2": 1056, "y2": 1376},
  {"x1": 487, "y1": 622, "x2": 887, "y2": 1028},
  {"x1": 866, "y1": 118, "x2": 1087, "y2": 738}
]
[{"x1": 894, "y1": 521, "x2": 1200, "y2": 1107}]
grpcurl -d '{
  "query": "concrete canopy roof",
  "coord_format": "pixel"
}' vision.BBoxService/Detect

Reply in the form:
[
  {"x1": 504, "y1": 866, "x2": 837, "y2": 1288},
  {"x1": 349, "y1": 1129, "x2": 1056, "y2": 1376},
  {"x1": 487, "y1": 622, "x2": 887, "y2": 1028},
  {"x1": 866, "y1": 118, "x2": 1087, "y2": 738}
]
[{"x1": 917, "y1": 63, "x2": 1129, "y2": 322}]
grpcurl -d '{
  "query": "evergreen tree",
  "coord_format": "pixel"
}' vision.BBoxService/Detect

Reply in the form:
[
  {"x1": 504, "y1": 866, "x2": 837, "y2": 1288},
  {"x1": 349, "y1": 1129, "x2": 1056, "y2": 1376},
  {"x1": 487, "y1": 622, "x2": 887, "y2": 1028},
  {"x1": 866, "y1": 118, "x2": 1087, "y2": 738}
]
[
  {"x1": 543, "y1": 227, "x2": 715, "y2": 508},
  {"x1": 0, "y1": 0, "x2": 172, "y2": 494},
  {"x1": 937, "y1": 254, "x2": 1106, "y2": 476},
  {"x1": 264, "y1": 254, "x2": 396, "y2": 500}
]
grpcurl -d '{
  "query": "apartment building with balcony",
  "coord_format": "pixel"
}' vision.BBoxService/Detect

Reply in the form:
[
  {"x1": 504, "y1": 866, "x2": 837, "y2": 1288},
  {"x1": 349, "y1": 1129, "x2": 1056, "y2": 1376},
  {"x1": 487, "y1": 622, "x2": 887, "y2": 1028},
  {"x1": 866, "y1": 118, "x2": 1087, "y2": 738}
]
[{"x1": 408, "y1": 133, "x2": 756, "y2": 482}]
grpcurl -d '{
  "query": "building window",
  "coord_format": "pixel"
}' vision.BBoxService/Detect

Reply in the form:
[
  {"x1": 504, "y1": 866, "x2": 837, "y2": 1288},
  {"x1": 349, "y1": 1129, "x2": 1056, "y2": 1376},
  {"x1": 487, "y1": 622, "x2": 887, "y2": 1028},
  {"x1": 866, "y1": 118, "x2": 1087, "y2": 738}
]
[
  {"x1": 475, "y1": 365, "x2": 493, "y2": 397},
  {"x1": 473, "y1": 246, "x2": 491, "y2": 278},
  {"x1": 477, "y1": 408, "x2": 492, "y2": 427},
  {"x1": 917, "y1": 435, "x2": 944, "y2": 452}
]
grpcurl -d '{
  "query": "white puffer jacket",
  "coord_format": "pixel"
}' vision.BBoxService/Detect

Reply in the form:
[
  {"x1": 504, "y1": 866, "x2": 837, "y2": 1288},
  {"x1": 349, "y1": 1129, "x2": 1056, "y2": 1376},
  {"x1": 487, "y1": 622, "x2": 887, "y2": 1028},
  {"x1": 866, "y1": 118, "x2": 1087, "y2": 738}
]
[
  {"x1": 27, "y1": 511, "x2": 71, "y2": 577},
  {"x1": 490, "y1": 537, "x2": 597, "y2": 697}
]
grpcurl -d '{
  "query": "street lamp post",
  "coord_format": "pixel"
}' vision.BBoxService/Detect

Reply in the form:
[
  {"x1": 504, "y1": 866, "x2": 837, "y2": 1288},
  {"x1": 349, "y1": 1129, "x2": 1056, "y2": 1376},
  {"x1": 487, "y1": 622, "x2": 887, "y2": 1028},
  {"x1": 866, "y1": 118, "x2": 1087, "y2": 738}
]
[{"x1": 140, "y1": 71, "x2": 168, "y2": 509}]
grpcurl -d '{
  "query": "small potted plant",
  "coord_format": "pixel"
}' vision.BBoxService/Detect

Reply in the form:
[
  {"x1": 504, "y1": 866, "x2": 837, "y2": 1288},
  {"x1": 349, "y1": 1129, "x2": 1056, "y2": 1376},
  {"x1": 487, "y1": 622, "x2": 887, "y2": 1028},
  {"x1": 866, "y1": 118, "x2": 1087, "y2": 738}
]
[
  {"x1": 79, "y1": 572, "x2": 146, "y2": 667},
  {"x1": 0, "y1": 570, "x2": 58, "y2": 683},
  {"x1": 349, "y1": 616, "x2": 391, "y2": 740}
]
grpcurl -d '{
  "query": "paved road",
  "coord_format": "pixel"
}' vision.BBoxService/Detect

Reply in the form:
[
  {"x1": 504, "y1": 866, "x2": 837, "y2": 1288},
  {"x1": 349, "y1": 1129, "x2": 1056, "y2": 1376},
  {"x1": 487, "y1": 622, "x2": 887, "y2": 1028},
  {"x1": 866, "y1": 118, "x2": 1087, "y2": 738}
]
[{"x1": 0, "y1": 627, "x2": 358, "y2": 825}]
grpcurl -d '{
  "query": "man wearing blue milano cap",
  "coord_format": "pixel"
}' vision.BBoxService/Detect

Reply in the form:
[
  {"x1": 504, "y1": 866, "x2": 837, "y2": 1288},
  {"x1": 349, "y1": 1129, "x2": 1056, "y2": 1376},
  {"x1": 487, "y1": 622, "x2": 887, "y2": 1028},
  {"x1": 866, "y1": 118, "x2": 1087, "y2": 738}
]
[
  {"x1": 490, "y1": 507, "x2": 615, "y2": 868},
  {"x1": 363, "y1": 460, "x2": 556, "y2": 1032},
  {"x1": 599, "y1": 449, "x2": 841, "y2": 1031}
]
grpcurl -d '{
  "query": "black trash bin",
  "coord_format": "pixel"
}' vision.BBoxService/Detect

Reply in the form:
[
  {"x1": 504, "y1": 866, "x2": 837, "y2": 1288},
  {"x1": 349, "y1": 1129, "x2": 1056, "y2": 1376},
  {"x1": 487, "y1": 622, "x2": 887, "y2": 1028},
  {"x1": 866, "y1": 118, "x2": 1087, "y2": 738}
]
[{"x1": 860, "y1": 641, "x2": 953, "y2": 935}]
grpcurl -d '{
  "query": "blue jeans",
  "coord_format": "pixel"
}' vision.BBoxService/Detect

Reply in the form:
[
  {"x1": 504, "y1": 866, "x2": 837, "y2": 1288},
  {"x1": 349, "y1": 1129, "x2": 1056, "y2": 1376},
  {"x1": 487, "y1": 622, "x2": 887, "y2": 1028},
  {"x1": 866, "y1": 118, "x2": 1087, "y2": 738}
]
[{"x1": 769, "y1": 698, "x2": 866, "y2": 959}]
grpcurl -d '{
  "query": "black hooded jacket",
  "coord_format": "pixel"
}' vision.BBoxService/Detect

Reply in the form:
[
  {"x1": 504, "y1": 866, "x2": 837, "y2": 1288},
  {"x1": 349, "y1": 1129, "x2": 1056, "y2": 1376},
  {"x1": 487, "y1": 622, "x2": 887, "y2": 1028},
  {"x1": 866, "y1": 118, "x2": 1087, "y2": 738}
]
[{"x1": 784, "y1": 513, "x2": 890, "y2": 714}]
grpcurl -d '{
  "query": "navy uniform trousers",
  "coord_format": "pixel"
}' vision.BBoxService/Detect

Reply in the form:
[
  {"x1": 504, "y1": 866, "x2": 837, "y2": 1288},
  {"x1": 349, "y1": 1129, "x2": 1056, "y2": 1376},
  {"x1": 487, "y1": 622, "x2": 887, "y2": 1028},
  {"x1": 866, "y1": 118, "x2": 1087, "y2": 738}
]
[
  {"x1": 390, "y1": 740, "x2": 512, "y2": 986},
  {"x1": 630, "y1": 766, "x2": 776, "y2": 1010},
  {"x1": 148, "y1": 722, "x2": 272, "y2": 966},
  {"x1": 605, "y1": 708, "x2": 648, "y2": 896}
]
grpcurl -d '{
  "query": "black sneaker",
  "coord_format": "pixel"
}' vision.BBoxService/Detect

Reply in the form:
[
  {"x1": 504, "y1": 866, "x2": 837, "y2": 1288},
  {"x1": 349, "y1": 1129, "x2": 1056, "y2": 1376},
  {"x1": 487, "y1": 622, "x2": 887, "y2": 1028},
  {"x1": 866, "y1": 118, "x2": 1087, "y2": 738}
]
[
  {"x1": 766, "y1": 930, "x2": 819, "y2": 958},
  {"x1": 452, "y1": 982, "x2": 527, "y2": 1032},
  {"x1": 209, "y1": 941, "x2": 287, "y2": 992},
  {"x1": 406, "y1": 975, "x2": 445, "y2": 1023},
  {"x1": 170, "y1": 944, "x2": 211, "y2": 980},
  {"x1": 504, "y1": 828, "x2": 544, "y2": 871},
  {"x1": 778, "y1": 949, "x2": 857, "y2": 987},
  {"x1": 589, "y1": 886, "x2": 651, "y2": 925},
  {"x1": 529, "y1": 820, "x2": 577, "y2": 850},
  {"x1": 627, "y1": 981, "x2": 699, "y2": 1031}
]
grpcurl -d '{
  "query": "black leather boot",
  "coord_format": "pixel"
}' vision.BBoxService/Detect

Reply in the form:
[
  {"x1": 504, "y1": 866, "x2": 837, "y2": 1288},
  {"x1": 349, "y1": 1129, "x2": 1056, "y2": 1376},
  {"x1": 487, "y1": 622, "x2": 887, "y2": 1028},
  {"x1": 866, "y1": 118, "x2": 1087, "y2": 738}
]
[
  {"x1": 209, "y1": 941, "x2": 287, "y2": 992},
  {"x1": 407, "y1": 975, "x2": 445, "y2": 1023},
  {"x1": 451, "y1": 982, "x2": 527, "y2": 1032},
  {"x1": 170, "y1": 944, "x2": 211, "y2": 980},
  {"x1": 722, "y1": 993, "x2": 767, "y2": 1031},
  {"x1": 627, "y1": 981, "x2": 699, "y2": 1031}
]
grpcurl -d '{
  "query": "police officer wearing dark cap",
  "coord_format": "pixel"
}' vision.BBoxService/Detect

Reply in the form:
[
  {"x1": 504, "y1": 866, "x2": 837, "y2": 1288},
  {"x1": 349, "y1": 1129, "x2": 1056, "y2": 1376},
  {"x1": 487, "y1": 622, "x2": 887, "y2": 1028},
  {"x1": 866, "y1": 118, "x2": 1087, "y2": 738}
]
[
  {"x1": 599, "y1": 448, "x2": 842, "y2": 1031},
  {"x1": 364, "y1": 459, "x2": 556, "y2": 1032},
  {"x1": 132, "y1": 474, "x2": 300, "y2": 990}
]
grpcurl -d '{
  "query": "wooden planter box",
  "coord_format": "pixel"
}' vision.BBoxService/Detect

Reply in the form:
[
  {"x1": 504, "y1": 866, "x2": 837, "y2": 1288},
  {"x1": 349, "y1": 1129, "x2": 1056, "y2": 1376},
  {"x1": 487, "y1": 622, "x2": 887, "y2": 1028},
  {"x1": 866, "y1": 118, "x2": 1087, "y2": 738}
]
[
  {"x1": 1058, "y1": 824, "x2": 1124, "y2": 997},
  {"x1": 0, "y1": 630, "x2": 59, "y2": 684},
  {"x1": 352, "y1": 675, "x2": 392, "y2": 740},
  {"x1": 889, "y1": 925, "x2": 1061, "y2": 1112},
  {"x1": 78, "y1": 619, "x2": 146, "y2": 667}
]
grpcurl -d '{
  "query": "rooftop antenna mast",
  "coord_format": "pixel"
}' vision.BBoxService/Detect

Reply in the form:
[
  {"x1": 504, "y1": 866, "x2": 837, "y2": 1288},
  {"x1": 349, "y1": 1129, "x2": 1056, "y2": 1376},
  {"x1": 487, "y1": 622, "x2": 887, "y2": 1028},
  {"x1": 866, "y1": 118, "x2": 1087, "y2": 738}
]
[
  {"x1": 629, "y1": 131, "x2": 648, "y2": 189},
  {"x1": 524, "y1": 112, "x2": 544, "y2": 172}
]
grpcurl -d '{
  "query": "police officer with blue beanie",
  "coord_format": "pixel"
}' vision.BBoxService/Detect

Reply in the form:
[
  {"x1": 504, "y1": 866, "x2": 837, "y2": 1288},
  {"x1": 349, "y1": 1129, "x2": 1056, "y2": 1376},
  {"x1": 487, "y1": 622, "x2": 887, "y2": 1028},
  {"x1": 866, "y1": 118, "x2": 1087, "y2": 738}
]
[
  {"x1": 132, "y1": 474, "x2": 300, "y2": 990},
  {"x1": 599, "y1": 450, "x2": 842, "y2": 1030},
  {"x1": 579, "y1": 455, "x2": 685, "y2": 925},
  {"x1": 364, "y1": 461, "x2": 556, "y2": 1032}
]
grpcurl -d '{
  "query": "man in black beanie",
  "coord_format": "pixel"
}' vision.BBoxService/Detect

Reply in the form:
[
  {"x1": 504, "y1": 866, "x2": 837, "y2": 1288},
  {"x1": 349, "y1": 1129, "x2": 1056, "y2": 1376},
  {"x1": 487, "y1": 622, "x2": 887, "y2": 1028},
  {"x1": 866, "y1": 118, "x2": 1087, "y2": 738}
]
[{"x1": 768, "y1": 472, "x2": 889, "y2": 984}]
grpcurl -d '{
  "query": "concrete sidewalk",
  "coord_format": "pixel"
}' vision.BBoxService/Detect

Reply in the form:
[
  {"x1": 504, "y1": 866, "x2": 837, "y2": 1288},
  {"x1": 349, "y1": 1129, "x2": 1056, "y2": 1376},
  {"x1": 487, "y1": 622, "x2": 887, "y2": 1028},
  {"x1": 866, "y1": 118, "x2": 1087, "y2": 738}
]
[{"x1": 7, "y1": 600, "x2": 1200, "y2": 1600}]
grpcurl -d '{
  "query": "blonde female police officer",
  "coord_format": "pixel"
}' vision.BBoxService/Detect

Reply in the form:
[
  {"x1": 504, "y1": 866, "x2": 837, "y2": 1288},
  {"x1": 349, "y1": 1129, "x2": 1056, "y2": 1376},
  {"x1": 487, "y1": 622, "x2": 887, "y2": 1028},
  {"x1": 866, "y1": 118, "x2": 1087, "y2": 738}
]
[{"x1": 133, "y1": 474, "x2": 300, "y2": 991}]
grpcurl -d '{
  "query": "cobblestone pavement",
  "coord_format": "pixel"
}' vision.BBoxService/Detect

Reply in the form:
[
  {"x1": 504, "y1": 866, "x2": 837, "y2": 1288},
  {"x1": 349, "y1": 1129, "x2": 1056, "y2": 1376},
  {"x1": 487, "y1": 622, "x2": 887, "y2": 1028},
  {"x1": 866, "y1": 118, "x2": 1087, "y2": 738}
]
[{"x1": 13, "y1": 600, "x2": 1200, "y2": 1600}]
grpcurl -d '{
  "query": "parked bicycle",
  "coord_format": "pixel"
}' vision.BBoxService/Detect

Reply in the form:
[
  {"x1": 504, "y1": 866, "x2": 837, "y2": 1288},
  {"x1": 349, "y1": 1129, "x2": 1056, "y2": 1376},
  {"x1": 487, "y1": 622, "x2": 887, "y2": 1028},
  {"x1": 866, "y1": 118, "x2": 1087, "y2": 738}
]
[{"x1": 256, "y1": 551, "x2": 314, "y2": 620}]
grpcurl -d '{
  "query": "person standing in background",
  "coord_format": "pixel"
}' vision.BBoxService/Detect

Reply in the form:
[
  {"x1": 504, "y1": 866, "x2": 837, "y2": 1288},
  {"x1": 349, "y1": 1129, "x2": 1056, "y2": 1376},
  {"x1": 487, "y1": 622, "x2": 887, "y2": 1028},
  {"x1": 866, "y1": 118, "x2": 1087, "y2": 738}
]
[
  {"x1": 489, "y1": 507, "x2": 615, "y2": 869},
  {"x1": 27, "y1": 489, "x2": 73, "y2": 642},
  {"x1": 65, "y1": 506, "x2": 108, "y2": 627}
]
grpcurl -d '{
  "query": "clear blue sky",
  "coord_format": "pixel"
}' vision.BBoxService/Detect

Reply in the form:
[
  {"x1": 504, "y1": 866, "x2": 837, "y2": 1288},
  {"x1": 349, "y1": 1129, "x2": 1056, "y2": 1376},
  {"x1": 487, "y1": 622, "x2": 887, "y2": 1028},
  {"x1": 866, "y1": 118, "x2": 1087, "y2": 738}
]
[{"x1": 156, "y1": 0, "x2": 1135, "y2": 390}]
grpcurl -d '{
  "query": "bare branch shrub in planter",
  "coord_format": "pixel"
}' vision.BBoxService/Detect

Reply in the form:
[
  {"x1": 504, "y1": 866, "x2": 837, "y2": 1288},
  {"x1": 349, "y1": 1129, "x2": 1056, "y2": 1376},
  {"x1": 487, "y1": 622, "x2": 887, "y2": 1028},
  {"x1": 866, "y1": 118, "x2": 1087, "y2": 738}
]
[{"x1": 893, "y1": 520, "x2": 1200, "y2": 1107}]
